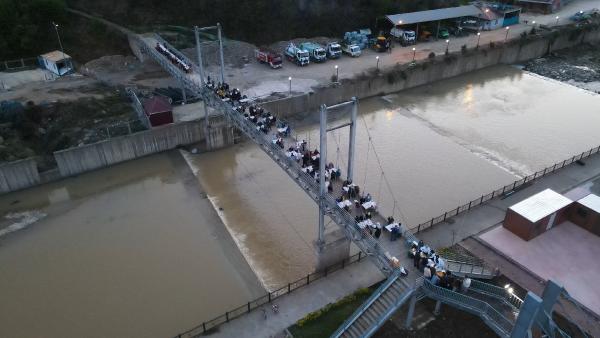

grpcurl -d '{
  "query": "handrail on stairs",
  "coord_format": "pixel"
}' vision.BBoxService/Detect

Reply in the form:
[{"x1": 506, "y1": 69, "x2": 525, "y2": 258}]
[{"x1": 330, "y1": 269, "x2": 407, "y2": 338}]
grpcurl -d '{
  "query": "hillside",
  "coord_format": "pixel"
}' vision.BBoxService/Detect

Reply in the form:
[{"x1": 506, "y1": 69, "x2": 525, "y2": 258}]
[{"x1": 66, "y1": 0, "x2": 466, "y2": 45}]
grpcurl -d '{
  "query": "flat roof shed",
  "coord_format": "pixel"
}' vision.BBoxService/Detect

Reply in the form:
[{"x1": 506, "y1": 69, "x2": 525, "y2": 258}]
[
  {"x1": 504, "y1": 189, "x2": 573, "y2": 240},
  {"x1": 385, "y1": 5, "x2": 484, "y2": 26}
]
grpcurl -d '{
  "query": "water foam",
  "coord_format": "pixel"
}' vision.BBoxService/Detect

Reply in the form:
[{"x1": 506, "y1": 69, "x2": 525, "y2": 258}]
[{"x1": 0, "y1": 211, "x2": 47, "y2": 238}]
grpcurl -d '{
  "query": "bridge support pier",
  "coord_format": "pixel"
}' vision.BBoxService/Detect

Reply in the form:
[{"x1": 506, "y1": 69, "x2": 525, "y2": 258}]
[
  {"x1": 314, "y1": 228, "x2": 350, "y2": 272},
  {"x1": 404, "y1": 293, "x2": 418, "y2": 329},
  {"x1": 205, "y1": 123, "x2": 235, "y2": 151},
  {"x1": 433, "y1": 300, "x2": 442, "y2": 316},
  {"x1": 510, "y1": 292, "x2": 542, "y2": 338},
  {"x1": 536, "y1": 280, "x2": 563, "y2": 337}
]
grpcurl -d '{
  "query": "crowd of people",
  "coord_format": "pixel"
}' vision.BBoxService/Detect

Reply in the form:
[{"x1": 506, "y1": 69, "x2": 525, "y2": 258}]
[
  {"x1": 410, "y1": 240, "x2": 459, "y2": 290},
  {"x1": 155, "y1": 42, "x2": 192, "y2": 73}
]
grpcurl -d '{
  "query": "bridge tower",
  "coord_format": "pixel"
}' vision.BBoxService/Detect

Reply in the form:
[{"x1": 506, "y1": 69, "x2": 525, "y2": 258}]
[
  {"x1": 315, "y1": 98, "x2": 358, "y2": 271},
  {"x1": 194, "y1": 24, "x2": 228, "y2": 151}
]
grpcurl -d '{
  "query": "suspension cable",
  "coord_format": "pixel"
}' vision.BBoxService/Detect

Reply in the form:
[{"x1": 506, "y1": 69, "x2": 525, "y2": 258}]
[{"x1": 359, "y1": 114, "x2": 408, "y2": 224}]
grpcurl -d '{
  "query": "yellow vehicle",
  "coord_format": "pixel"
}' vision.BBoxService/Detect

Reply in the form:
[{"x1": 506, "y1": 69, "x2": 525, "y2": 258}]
[{"x1": 372, "y1": 36, "x2": 389, "y2": 52}]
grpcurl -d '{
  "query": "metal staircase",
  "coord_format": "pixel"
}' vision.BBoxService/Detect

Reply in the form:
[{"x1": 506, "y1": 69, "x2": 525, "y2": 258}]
[
  {"x1": 439, "y1": 249, "x2": 496, "y2": 279},
  {"x1": 444, "y1": 259, "x2": 496, "y2": 279},
  {"x1": 331, "y1": 270, "x2": 415, "y2": 338},
  {"x1": 419, "y1": 278, "x2": 516, "y2": 338}
]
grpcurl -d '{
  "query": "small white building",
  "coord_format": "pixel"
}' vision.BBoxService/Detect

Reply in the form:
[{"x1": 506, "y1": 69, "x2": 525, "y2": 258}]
[{"x1": 39, "y1": 50, "x2": 73, "y2": 76}]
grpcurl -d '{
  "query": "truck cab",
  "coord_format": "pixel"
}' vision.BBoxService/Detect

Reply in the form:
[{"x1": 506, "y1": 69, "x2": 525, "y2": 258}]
[
  {"x1": 326, "y1": 42, "x2": 342, "y2": 59},
  {"x1": 285, "y1": 43, "x2": 310, "y2": 66},
  {"x1": 300, "y1": 42, "x2": 327, "y2": 63},
  {"x1": 390, "y1": 27, "x2": 416, "y2": 46},
  {"x1": 438, "y1": 28, "x2": 450, "y2": 39},
  {"x1": 342, "y1": 43, "x2": 361, "y2": 57}
]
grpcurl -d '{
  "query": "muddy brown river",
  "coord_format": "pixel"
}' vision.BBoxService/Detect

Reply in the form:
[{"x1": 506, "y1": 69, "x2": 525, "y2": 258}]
[{"x1": 1, "y1": 65, "x2": 599, "y2": 337}]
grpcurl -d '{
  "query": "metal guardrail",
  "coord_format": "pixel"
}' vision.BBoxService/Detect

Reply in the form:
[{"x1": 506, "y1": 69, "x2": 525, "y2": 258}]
[
  {"x1": 470, "y1": 280, "x2": 523, "y2": 310},
  {"x1": 419, "y1": 278, "x2": 514, "y2": 338},
  {"x1": 0, "y1": 57, "x2": 38, "y2": 71},
  {"x1": 176, "y1": 251, "x2": 366, "y2": 337},
  {"x1": 411, "y1": 145, "x2": 600, "y2": 233}
]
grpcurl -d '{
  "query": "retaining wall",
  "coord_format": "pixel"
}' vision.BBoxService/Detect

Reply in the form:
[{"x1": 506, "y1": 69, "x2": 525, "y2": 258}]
[
  {"x1": 262, "y1": 27, "x2": 600, "y2": 116},
  {"x1": 54, "y1": 117, "x2": 230, "y2": 177},
  {"x1": 0, "y1": 158, "x2": 40, "y2": 193}
]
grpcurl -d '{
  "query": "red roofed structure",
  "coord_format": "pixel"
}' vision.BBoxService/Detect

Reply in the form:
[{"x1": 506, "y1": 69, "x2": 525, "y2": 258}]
[{"x1": 142, "y1": 96, "x2": 174, "y2": 127}]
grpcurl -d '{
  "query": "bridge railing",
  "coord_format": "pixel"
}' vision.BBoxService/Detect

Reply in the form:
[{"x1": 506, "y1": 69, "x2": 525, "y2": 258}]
[
  {"x1": 175, "y1": 251, "x2": 367, "y2": 337},
  {"x1": 411, "y1": 145, "x2": 600, "y2": 233}
]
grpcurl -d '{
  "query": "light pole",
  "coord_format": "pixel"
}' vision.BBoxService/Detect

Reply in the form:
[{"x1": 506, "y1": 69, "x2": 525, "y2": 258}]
[
  {"x1": 476, "y1": 32, "x2": 481, "y2": 48},
  {"x1": 288, "y1": 76, "x2": 292, "y2": 95},
  {"x1": 52, "y1": 22, "x2": 66, "y2": 61},
  {"x1": 555, "y1": 16, "x2": 560, "y2": 25},
  {"x1": 505, "y1": 26, "x2": 510, "y2": 42},
  {"x1": 445, "y1": 39, "x2": 450, "y2": 54},
  {"x1": 376, "y1": 56, "x2": 380, "y2": 71},
  {"x1": 334, "y1": 65, "x2": 339, "y2": 81},
  {"x1": 532, "y1": 20, "x2": 536, "y2": 27},
  {"x1": 412, "y1": 47, "x2": 416, "y2": 61}
]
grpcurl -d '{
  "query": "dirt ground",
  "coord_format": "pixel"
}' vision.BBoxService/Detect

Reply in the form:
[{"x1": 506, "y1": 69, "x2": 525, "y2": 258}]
[
  {"x1": 524, "y1": 43, "x2": 600, "y2": 93},
  {"x1": 0, "y1": 90, "x2": 141, "y2": 169}
]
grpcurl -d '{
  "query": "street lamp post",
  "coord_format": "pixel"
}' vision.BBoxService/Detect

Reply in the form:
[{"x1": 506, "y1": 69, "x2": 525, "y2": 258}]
[
  {"x1": 445, "y1": 39, "x2": 450, "y2": 54},
  {"x1": 412, "y1": 47, "x2": 416, "y2": 61},
  {"x1": 476, "y1": 32, "x2": 481, "y2": 48},
  {"x1": 555, "y1": 16, "x2": 560, "y2": 25},
  {"x1": 288, "y1": 76, "x2": 292, "y2": 95},
  {"x1": 334, "y1": 65, "x2": 339, "y2": 81},
  {"x1": 52, "y1": 22, "x2": 66, "y2": 61},
  {"x1": 505, "y1": 26, "x2": 510, "y2": 42},
  {"x1": 376, "y1": 56, "x2": 380, "y2": 71}
]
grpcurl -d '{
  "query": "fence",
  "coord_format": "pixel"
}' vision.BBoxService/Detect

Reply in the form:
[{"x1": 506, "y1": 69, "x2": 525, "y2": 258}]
[
  {"x1": 0, "y1": 57, "x2": 38, "y2": 72},
  {"x1": 175, "y1": 251, "x2": 366, "y2": 337},
  {"x1": 411, "y1": 145, "x2": 600, "y2": 233}
]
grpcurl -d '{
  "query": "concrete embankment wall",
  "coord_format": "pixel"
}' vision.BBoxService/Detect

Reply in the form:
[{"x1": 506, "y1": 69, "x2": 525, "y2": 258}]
[
  {"x1": 0, "y1": 158, "x2": 40, "y2": 193},
  {"x1": 262, "y1": 27, "x2": 600, "y2": 116},
  {"x1": 54, "y1": 116, "x2": 232, "y2": 177},
  {"x1": 0, "y1": 117, "x2": 234, "y2": 194}
]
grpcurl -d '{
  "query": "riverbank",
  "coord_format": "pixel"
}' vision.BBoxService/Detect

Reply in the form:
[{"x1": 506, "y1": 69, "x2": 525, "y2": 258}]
[{"x1": 524, "y1": 42, "x2": 600, "y2": 93}]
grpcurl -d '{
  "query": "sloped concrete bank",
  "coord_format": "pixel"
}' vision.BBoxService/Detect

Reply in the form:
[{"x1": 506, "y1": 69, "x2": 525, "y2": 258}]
[{"x1": 261, "y1": 26, "x2": 600, "y2": 117}]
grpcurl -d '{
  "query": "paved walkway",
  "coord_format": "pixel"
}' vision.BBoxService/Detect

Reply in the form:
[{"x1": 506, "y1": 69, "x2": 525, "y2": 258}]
[{"x1": 196, "y1": 151, "x2": 600, "y2": 338}]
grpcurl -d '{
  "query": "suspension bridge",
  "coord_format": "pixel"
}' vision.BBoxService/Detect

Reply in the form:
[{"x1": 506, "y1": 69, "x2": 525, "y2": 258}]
[{"x1": 123, "y1": 24, "x2": 585, "y2": 338}]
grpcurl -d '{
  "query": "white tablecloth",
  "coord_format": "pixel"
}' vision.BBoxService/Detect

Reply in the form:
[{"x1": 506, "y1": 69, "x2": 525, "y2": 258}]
[{"x1": 362, "y1": 201, "x2": 377, "y2": 210}]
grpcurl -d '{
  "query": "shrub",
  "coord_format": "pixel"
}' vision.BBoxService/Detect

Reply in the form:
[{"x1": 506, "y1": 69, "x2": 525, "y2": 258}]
[
  {"x1": 428, "y1": 51, "x2": 436, "y2": 59},
  {"x1": 489, "y1": 41, "x2": 496, "y2": 49}
]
